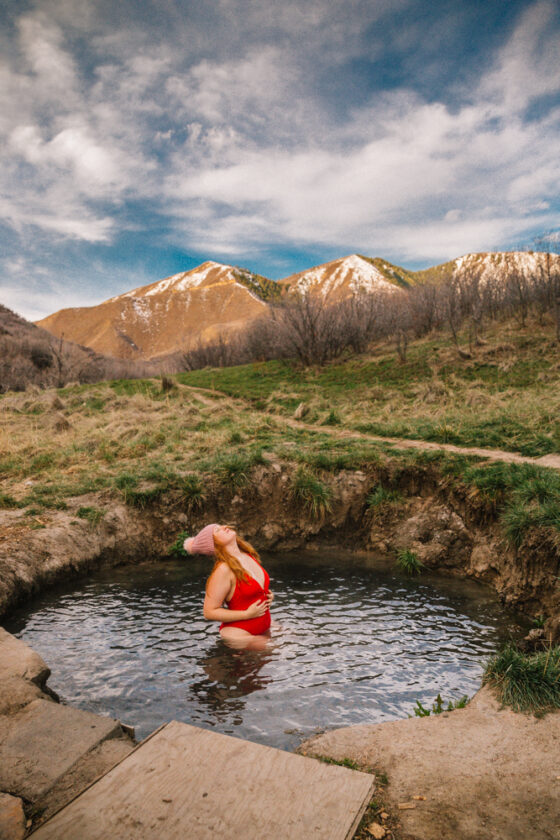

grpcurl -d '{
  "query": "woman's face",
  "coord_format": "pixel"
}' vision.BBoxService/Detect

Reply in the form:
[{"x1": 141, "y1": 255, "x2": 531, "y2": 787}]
[{"x1": 213, "y1": 524, "x2": 236, "y2": 548}]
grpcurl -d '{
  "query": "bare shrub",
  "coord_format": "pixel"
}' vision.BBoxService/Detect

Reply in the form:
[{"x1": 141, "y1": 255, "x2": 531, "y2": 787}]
[
  {"x1": 267, "y1": 293, "x2": 348, "y2": 366},
  {"x1": 30, "y1": 344, "x2": 53, "y2": 370},
  {"x1": 182, "y1": 333, "x2": 250, "y2": 371}
]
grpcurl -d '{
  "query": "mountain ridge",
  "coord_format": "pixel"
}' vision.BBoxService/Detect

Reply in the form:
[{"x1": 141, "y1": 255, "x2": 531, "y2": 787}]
[{"x1": 33, "y1": 250, "x2": 558, "y2": 361}]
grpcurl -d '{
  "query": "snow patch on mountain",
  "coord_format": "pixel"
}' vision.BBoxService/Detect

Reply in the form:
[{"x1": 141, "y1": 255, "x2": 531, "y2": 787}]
[
  {"x1": 291, "y1": 255, "x2": 399, "y2": 296},
  {"x1": 451, "y1": 252, "x2": 552, "y2": 289}
]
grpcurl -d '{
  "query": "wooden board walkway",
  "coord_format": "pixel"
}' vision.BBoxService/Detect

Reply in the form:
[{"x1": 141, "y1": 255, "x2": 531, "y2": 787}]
[{"x1": 30, "y1": 721, "x2": 375, "y2": 840}]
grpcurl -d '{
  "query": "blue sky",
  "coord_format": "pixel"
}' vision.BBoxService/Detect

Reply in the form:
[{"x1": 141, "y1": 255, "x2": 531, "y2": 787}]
[{"x1": 1, "y1": 0, "x2": 559, "y2": 320}]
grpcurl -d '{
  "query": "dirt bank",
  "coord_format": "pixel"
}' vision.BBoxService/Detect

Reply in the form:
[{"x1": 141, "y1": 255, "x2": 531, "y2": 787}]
[
  {"x1": 301, "y1": 686, "x2": 560, "y2": 840},
  {"x1": 1, "y1": 460, "x2": 559, "y2": 638}
]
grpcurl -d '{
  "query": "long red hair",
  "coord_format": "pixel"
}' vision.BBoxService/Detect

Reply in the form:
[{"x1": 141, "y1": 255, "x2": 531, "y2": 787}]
[{"x1": 205, "y1": 535, "x2": 260, "y2": 592}]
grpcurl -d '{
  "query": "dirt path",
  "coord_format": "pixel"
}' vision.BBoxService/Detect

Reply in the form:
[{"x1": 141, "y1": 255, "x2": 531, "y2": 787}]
[
  {"x1": 286, "y1": 419, "x2": 560, "y2": 469},
  {"x1": 180, "y1": 384, "x2": 560, "y2": 470}
]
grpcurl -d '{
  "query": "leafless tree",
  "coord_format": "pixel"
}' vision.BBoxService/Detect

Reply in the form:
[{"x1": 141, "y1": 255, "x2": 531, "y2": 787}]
[
  {"x1": 534, "y1": 251, "x2": 560, "y2": 342},
  {"x1": 266, "y1": 292, "x2": 346, "y2": 366}
]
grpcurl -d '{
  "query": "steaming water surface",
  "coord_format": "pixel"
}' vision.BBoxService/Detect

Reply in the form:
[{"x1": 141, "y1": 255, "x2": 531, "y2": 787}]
[{"x1": 6, "y1": 552, "x2": 526, "y2": 749}]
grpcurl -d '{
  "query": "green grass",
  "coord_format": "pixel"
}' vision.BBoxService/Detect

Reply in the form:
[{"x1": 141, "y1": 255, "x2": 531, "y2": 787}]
[
  {"x1": 76, "y1": 506, "x2": 105, "y2": 525},
  {"x1": 210, "y1": 450, "x2": 265, "y2": 489},
  {"x1": 167, "y1": 530, "x2": 190, "y2": 557},
  {"x1": 411, "y1": 694, "x2": 469, "y2": 717},
  {"x1": 396, "y1": 549, "x2": 424, "y2": 575},
  {"x1": 315, "y1": 756, "x2": 365, "y2": 771},
  {"x1": 483, "y1": 644, "x2": 560, "y2": 714},
  {"x1": 2, "y1": 320, "x2": 560, "y2": 562},
  {"x1": 181, "y1": 474, "x2": 206, "y2": 510},
  {"x1": 322, "y1": 409, "x2": 341, "y2": 426},
  {"x1": 459, "y1": 463, "x2": 560, "y2": 546},
  {"x1": 367, "y1": 485, "x2": 403, "y2": 507},
  {"x1": 0, "y1": 492, "x2": 23, "y2": 509},
  {"x1": 290, "y1": 468, "x2": 332, "y2": 517},
  {"x1": 177, "y1": 321, "x2": 560, "y2": 457}
]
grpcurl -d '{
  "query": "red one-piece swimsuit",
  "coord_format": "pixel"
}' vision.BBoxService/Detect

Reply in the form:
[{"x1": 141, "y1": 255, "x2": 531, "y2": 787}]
[{"x1": 219, "y1": 558, "x2": 271, "y2": 636}]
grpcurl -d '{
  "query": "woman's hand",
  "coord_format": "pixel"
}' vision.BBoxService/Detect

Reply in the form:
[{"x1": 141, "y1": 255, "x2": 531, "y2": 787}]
[{"x1": 244, "y1": 597, "x2": 269, "y2": 619}]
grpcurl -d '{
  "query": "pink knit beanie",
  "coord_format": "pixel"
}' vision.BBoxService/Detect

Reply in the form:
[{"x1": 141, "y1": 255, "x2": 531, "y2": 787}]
[{"x1": 184, "y1": 523, "x2": 218, "y2": 556}]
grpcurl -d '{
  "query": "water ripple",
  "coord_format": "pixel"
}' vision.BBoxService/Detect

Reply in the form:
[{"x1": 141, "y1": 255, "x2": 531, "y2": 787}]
[{"x1": 5, "y1": 553, "x2": 526, "y2": 750}]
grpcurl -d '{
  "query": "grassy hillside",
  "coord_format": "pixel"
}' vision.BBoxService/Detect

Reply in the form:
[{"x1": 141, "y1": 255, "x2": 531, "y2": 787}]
[
  {"x1": 1, "y1": 314, "x2": 559, "y2": 564},
  {"x1": 0, "y1": 303, "x2": 156, "y2": 392},
  {"x1": 177, "y1": 317, "x2": 560, "y2": 458}
]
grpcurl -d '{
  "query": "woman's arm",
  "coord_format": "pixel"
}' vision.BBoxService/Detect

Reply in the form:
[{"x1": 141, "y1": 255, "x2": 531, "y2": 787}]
[{"x1": 203, "y1": 564, "x2": 269, "y2": 623}]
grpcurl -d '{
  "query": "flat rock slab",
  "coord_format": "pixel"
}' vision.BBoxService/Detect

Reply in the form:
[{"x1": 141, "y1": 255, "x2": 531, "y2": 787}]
[
  {"x1": 31, "y1": 721, "x2": 375, "y2": 840},
  {"x1": 0, "y1": 699, "x2": 122, "y2": 801},
  {"x1": 0, "y1": 628, "x2": 49, "y2": 686},
  {"x1": 302, "y1": 687, "x2": 560, "y2": 840},
  {"x1": 33, "y1": 737, "x2": 136, "y2": 828}
]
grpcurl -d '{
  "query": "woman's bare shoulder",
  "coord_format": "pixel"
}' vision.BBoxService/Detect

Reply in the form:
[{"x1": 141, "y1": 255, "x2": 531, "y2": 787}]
[{"x1": 209, "y1": 561, "x2": 234, "y2": 581}]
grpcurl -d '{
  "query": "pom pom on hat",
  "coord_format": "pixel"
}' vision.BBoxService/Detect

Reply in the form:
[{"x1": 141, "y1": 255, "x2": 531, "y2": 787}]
[{"x1": 184, "y1": 523, "x2": 218, "y2": 556}]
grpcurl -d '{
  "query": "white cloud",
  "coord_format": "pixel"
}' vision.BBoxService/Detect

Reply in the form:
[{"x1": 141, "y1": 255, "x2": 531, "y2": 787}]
[
  {"x1": 480, "y1": 0, "x2": 560, "y2": 114},
  {"x1": 159, "y1": 1, "x2": 560, "y2": 262},
  {"x1": 0, "y1": 262, "x2": 106, "y2": 321},
  {"x1": 17, "y1": 13, "x2": 79, "y2": 92},
  {"x1": 9, "y1": 124, "x2": 126, "y2": 191},
  {"x1": 0, "y1": 0, "x2": 559, "y2": 283}
]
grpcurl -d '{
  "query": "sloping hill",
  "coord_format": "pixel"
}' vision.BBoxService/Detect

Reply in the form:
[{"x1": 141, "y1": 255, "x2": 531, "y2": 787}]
[
  {"x1": 36, "y1": 261, "x2": 273, "y2": 361},
  {"x1": 0, "y1": 304, "x2": 153, "y2": 392}
]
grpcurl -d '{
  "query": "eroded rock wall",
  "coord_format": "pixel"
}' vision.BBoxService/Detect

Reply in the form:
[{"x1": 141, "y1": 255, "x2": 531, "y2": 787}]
[{"x1": 1, "y1": 461, "x2": 559, "y2": 639}]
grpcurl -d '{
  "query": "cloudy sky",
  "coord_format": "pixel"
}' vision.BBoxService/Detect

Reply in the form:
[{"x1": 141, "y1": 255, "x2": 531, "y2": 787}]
[{"x1": 1, "y1": 0, "x2": 559, "y2": 320}]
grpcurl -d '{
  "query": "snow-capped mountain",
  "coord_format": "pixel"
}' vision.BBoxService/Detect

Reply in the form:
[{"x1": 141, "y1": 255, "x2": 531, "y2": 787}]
[
  {"x1": 35, "y1": 251, "x2": 559, "y2": 361},
  {"x1": 413, "y1": 251, "x2": 559, "y2": 286},
  {"x1": 279, "y1": 254, "x2": 414, "y2": 298},
  {"x1": 36, "y1": 261, "x2": 273, "y2": 360}
]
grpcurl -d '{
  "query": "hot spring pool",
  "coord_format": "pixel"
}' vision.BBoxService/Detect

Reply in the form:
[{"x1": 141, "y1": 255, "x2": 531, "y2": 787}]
[{"x1": 5, "y1": 551, "x2": 526, "y2": 749}]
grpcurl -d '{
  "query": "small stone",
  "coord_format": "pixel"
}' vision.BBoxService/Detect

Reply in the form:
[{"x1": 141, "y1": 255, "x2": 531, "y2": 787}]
[
  {"x1": 162, "y1": 798, "x2": 172, "y2": 803},
  {"x1": 367, "y1": 822, "x2": 386, "y2": 838},
  {"x1": 380, "y1": 812, "x2": 389, "y2": 820},
  {"x1": 412, "y1": 795, "x2": 426, "y2": 800},
  {"x1": 0, "y1": 793, "x2": 26, "y2": 840},
  {"x1": 397, "y1": 802, "x2": 416, "y2": 810}
]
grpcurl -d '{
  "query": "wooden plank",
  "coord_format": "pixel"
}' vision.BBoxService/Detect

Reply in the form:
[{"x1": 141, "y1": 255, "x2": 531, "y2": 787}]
[{"x1": 31, "y1": 721, "x2": 374, "y2": 840}]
